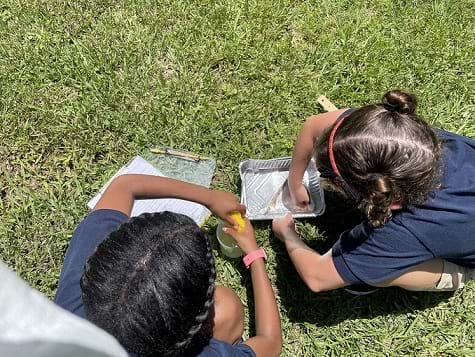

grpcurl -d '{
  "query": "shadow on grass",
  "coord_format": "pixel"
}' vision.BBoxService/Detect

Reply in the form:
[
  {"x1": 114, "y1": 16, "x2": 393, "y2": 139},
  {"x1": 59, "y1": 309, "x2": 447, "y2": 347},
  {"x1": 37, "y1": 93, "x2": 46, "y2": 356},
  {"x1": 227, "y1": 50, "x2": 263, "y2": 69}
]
[
  {"x1": 268, "y1": 190, "x2": 454, "y2": 327},
  {"x1": 271, "y1": 245, "x2": 453, "y2": 327},
  {"x1": 211, "y1": 190, "x2": 453, "y2": 332}
]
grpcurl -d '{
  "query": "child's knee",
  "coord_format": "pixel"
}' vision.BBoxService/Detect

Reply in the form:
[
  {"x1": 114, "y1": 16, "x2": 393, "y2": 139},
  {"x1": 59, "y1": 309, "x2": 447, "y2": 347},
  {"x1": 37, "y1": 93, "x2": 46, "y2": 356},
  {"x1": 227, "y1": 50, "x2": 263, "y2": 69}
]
[{"x1": 212, "y1": 286, "x2": 244, "y2": 344}]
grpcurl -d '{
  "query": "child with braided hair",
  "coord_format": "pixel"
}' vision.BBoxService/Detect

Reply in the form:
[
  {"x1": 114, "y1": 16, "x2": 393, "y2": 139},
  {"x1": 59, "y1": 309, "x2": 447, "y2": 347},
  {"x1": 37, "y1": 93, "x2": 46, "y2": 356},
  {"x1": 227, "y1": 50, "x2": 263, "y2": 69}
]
[
  {"x1": 273, "y1": 90, "x2": 475, "y2": 293},
  {"x1": 54, "y1": 174, "x2": 281, "y2": 356}
]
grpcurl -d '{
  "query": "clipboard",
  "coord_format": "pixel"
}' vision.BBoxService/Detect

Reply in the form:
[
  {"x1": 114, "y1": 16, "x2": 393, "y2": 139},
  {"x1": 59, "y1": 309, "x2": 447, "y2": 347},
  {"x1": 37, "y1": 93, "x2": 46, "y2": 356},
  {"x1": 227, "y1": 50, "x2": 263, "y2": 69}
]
[
  {"x1": 143, "y1": 147, "x2": 216, "y2": 188},
  {"x1": 88, "y1": 147, "x2": 216, "y2": 226}
]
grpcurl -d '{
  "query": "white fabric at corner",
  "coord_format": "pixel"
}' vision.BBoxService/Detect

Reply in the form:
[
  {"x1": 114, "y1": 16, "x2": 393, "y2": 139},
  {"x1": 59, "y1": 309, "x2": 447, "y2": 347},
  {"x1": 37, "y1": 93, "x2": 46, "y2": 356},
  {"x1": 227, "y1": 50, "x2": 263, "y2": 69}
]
[
  {"x1": 430, "y1": 260, "x2": 475, "y2": 291},
  {"x1": 0, "y1": 260, "x2": 127, "y2": 357}
]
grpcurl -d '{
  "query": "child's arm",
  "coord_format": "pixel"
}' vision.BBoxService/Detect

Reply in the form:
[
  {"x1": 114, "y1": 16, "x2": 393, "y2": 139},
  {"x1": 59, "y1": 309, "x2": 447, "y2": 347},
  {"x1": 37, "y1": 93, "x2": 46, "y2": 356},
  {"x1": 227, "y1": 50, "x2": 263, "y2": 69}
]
[
  {"x1": 272, "y1": 214, "x2": 347, "y2": 292},
  {"x1": 224, "y1": 220, "x2": 282, "y2": 357},
  {"x1": 288, "y1": 109, "x2": 348, "y2": 207},
  {"x1": 92, "y1": 174, "x2": 245, "y2": 226}
]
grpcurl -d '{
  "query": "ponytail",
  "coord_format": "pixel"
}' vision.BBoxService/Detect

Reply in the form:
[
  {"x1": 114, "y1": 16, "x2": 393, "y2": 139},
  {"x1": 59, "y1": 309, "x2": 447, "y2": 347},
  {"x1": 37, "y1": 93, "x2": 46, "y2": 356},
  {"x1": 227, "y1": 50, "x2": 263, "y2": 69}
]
[{"x1": 358, "y1": 174, "x2": 400, "y2": 227}]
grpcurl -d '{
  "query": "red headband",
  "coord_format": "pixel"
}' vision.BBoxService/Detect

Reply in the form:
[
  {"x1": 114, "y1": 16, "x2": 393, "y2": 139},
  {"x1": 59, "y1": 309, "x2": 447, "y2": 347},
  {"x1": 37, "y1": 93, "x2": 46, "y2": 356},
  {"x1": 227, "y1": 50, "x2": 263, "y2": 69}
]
[
  {"x1": 328, "y1": 116, "x2": 346, "y2": 177},
  {"x1": 327, "y1": 115, "x2": 361, "y2": 202}
]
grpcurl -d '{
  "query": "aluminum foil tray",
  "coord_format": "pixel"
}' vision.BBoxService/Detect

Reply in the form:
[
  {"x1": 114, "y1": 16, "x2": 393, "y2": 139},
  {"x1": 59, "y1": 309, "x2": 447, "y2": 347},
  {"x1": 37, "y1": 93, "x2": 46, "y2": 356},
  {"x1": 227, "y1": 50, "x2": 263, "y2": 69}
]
[{"x1": 239, "y1": 157, "x2": 325, "y2": 220}]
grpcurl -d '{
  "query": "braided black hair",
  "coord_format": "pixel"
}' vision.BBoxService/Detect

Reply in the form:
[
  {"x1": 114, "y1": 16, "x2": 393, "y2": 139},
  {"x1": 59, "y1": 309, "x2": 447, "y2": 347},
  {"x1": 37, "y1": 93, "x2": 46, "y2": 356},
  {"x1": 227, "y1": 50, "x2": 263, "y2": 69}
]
[
  {"x1": 171, "y1": 234, "x2": 216, "y2": 354},
  {"x1": 81, "y1": 211, "x2": 216, "y2": 356}
]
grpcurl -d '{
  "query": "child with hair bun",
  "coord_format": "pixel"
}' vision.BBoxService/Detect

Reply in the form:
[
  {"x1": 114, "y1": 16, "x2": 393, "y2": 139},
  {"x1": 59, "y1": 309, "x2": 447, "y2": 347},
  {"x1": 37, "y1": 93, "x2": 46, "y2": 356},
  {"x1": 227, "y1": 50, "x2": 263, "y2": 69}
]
[
  {"x1": 273, "y1": 90, "x2": 475, "y2": 293},
  {"x1": 55, "y1": 174, "x2": 281, "y2": 357}
]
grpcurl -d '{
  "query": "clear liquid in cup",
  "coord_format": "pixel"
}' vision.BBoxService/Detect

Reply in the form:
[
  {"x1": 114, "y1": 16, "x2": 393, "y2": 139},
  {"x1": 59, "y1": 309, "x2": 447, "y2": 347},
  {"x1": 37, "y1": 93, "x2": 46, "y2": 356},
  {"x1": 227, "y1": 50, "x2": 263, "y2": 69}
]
[{"x1": 216, "y1": 221, "x2": 243, "y2": 258}]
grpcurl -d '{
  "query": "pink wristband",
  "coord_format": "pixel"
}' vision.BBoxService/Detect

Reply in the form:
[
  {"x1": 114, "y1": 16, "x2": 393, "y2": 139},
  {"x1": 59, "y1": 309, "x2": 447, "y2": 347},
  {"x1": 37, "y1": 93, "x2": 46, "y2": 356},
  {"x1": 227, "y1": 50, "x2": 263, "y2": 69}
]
[{"x1": 242, "y1": 248, "x2": 267, "y2": 269}]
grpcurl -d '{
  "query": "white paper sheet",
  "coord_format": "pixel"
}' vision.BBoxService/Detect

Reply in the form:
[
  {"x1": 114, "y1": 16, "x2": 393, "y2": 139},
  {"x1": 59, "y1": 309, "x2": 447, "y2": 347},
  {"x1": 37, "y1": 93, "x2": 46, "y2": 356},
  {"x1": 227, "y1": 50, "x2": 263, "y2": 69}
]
[{"x1": 87, "y1": 156, "x2": 211, "y2": 225}]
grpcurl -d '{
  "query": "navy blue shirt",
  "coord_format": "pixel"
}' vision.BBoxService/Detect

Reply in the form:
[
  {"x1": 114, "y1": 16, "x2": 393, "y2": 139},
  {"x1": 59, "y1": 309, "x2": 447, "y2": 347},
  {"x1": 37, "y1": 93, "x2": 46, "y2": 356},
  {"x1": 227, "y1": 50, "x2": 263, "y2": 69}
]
[
  {"x1": 332, "y1": 129, "x2": 475, "y2": 285},
  {"x1": 54, "y1": 209, "x2": 255, "y2": 357}
]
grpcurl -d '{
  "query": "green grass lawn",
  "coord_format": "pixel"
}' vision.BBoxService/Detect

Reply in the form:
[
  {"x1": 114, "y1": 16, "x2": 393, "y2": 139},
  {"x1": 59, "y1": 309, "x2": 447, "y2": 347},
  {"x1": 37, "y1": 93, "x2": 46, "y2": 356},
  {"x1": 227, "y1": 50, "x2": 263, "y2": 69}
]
[{"x1": 1, "y1": 0, "x2": 475, "y2": 355}]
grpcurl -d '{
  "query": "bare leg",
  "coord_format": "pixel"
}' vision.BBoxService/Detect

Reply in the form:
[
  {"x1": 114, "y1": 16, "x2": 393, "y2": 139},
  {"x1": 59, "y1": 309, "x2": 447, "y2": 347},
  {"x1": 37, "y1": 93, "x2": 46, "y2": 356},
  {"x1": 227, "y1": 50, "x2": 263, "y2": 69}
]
[
  {"x1": 212, "y1": 286, "x2": 244, "y2": 344},
  {"x1": 374, "y1": 259, "x2": 444, "y2": 291}
]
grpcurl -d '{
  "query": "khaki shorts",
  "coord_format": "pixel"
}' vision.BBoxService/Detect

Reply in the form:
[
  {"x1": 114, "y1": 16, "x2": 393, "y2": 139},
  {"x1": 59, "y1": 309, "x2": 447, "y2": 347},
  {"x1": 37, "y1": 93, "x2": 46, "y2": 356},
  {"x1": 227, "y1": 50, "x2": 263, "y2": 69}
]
[{"x1": 428, "y1": 260, "x2": 475, "y2": 291}]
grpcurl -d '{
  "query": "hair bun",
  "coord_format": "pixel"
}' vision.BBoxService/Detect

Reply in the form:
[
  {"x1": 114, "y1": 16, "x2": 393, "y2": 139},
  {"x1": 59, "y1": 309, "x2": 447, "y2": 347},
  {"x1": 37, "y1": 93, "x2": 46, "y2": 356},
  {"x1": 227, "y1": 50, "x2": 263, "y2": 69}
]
[{"x1": 382, "y1": 90, "x2": 417, "y2": 115}]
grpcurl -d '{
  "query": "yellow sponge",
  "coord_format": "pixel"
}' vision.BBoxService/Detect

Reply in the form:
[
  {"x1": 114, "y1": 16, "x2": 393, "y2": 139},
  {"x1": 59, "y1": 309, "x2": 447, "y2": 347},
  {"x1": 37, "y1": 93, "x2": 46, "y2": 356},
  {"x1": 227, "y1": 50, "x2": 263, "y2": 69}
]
[{"x1": 230, "y1": 211, "x2": 245, "y2": 233}]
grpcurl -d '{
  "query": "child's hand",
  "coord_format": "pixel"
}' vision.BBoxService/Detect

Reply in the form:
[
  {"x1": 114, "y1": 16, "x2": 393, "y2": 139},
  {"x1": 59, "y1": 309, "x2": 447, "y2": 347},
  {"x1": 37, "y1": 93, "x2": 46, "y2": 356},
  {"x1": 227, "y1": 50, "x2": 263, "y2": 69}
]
[
  {"x1": 208, "y1": 190, "x2": 246, "y2": 228},
  {"x1": 272, "y1": 214, "x2": 298, "y2": 243},
  {"x1": 290, "y1": 184, "x2": 310, "y2": 208},
  {"x1": 223, "y1": 218, "x2": 259, "y2": 255}
]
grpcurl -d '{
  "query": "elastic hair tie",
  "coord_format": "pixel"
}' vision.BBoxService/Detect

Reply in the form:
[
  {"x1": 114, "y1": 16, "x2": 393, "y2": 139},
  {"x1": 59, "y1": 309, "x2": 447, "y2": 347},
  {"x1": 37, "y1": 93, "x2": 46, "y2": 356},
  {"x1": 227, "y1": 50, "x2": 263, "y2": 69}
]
[
  {"x1": 327, "y1": 115, "x2": 361, "y2": 202},
  {"x1": 383, "y1": 102, "x2": 399, "y2": 112}
]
